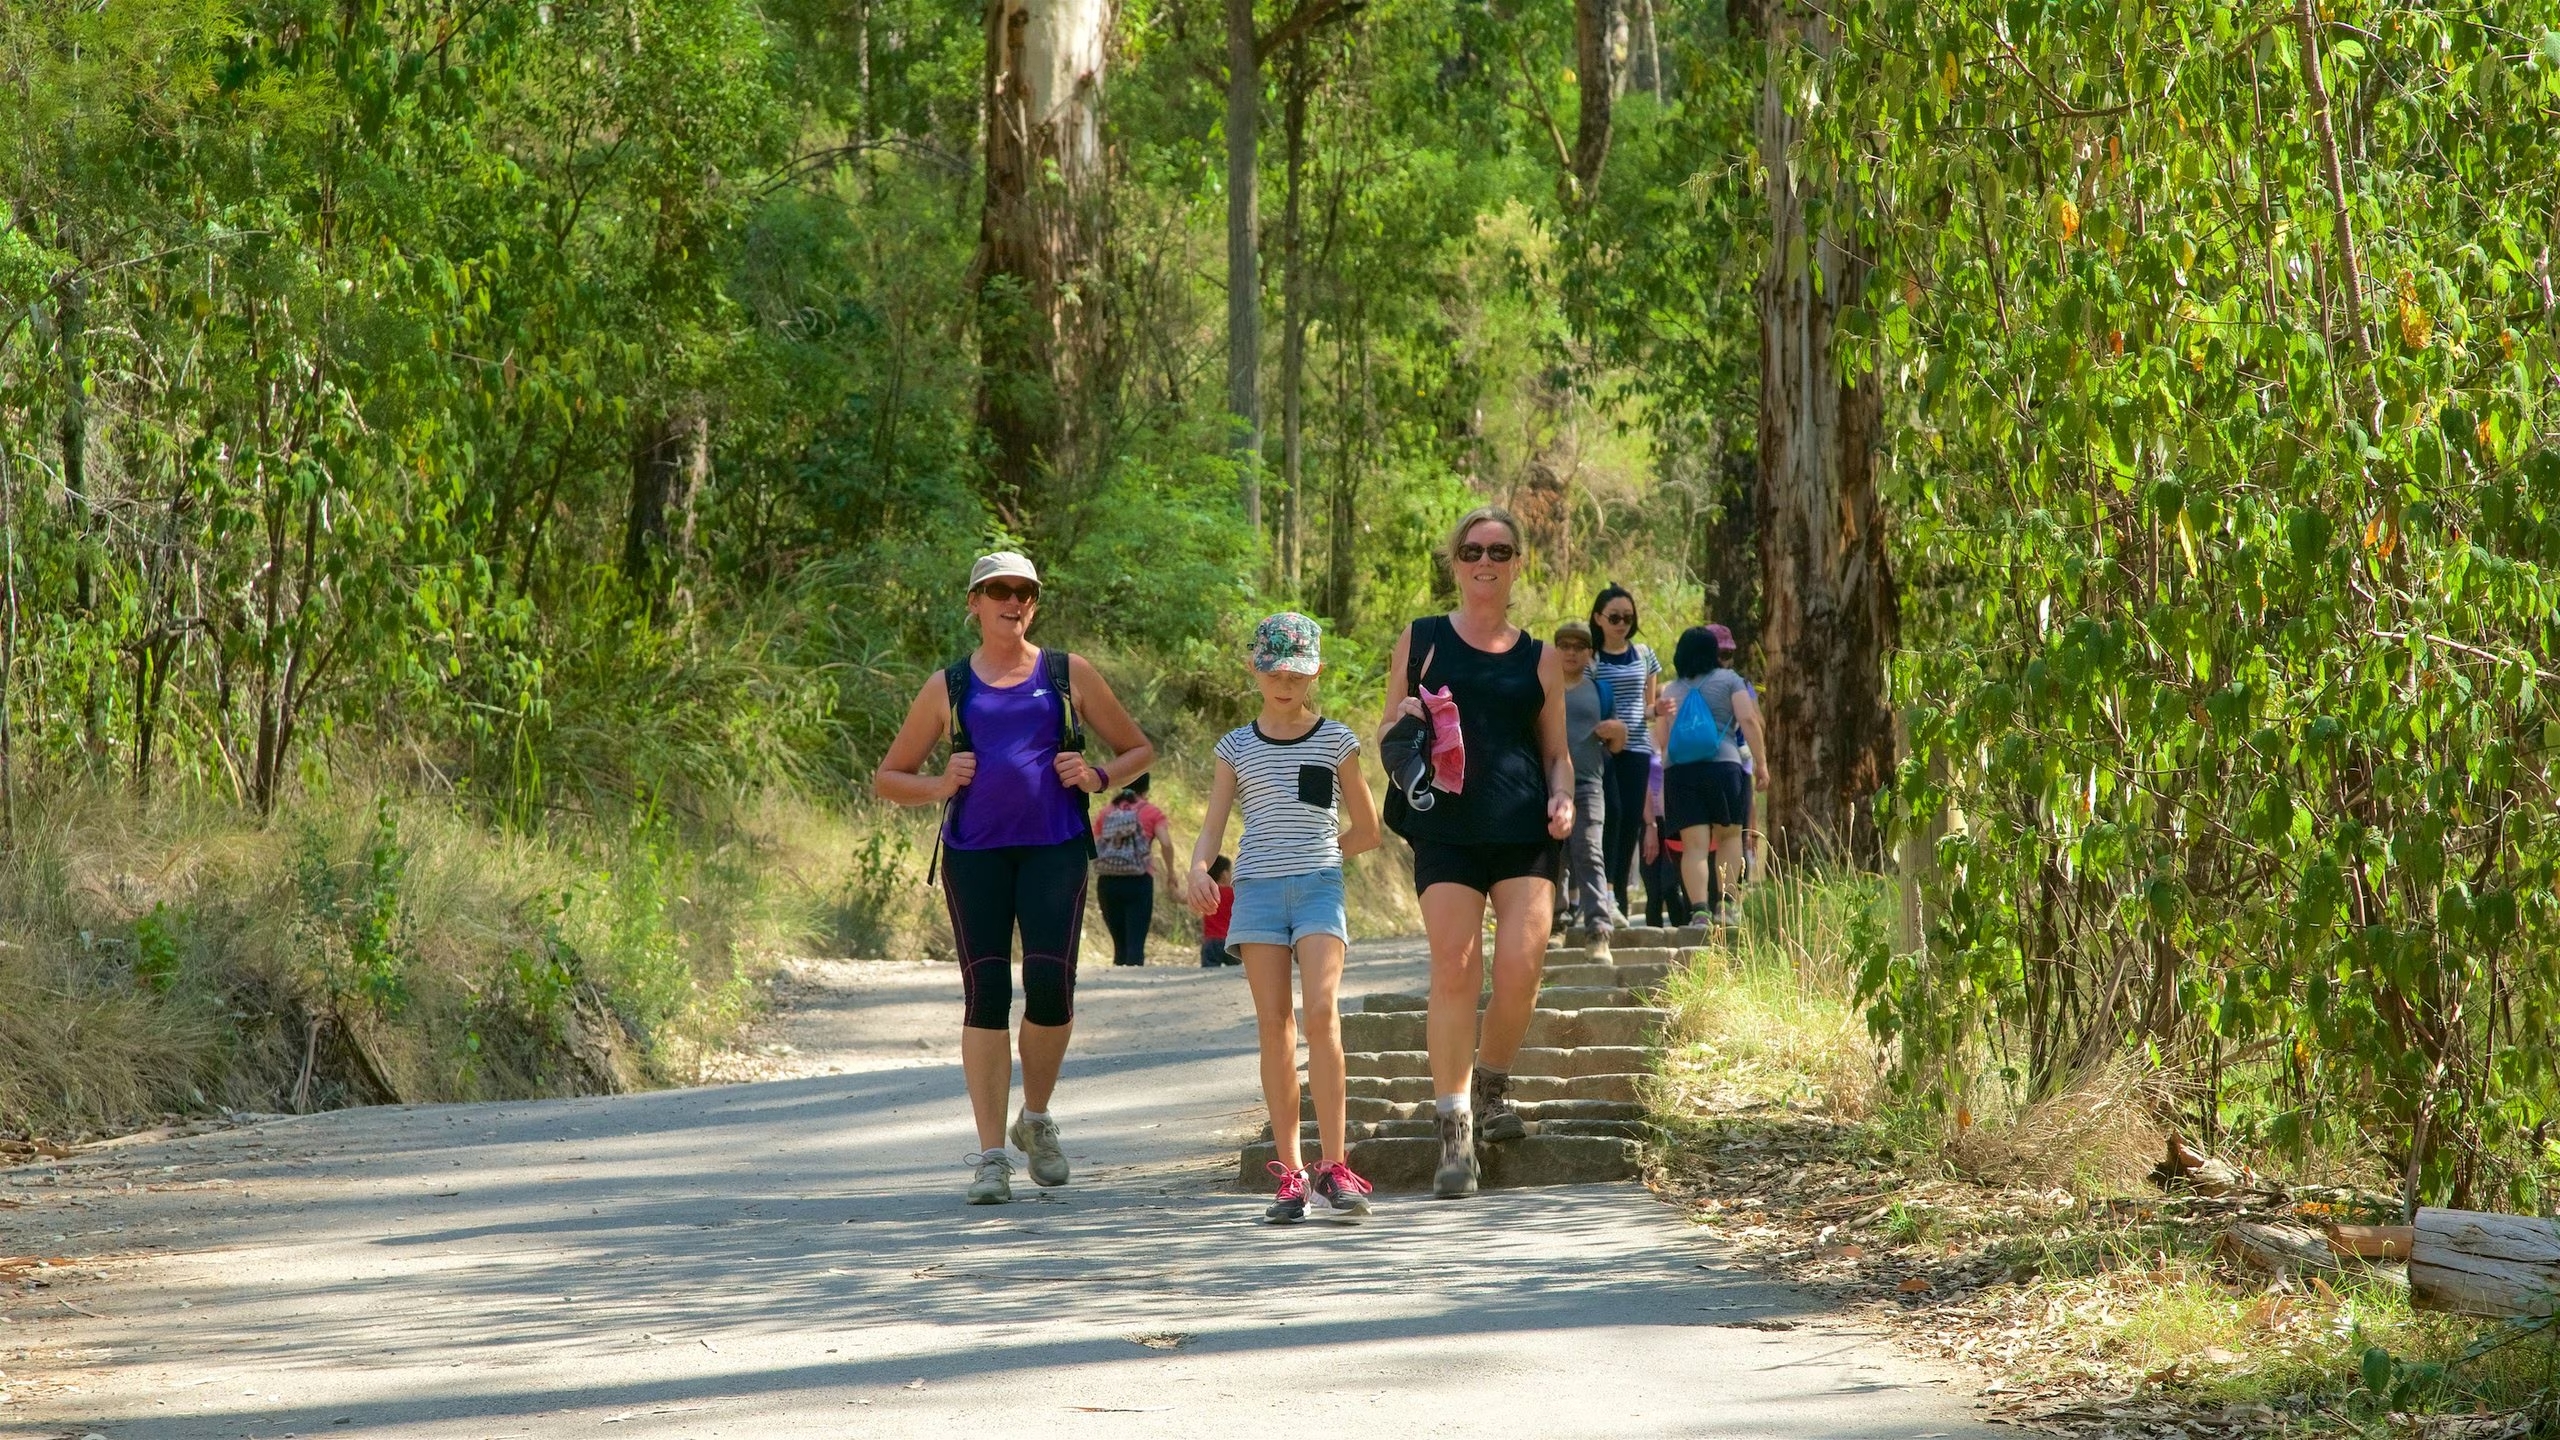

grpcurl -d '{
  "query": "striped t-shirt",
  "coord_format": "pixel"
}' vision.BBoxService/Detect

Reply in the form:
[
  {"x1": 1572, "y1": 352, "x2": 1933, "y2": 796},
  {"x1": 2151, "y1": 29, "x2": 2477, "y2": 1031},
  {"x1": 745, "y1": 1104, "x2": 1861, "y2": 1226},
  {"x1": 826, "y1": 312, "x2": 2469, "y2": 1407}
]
[
  {"x1": 1591, "y1": 644, "x2": 1661, "y2": 754},
  {"x1": 1213, "y1": 717, "x2": 1360, "y2": 881}
]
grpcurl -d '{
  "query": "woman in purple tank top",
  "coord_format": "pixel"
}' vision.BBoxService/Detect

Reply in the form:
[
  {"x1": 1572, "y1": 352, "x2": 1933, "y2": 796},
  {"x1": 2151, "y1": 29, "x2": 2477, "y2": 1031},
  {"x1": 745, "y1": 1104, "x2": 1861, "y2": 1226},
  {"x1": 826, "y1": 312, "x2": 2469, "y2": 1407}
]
[{"x1": 874, "y1": 551, "x2": 1155, "y2": 1205}]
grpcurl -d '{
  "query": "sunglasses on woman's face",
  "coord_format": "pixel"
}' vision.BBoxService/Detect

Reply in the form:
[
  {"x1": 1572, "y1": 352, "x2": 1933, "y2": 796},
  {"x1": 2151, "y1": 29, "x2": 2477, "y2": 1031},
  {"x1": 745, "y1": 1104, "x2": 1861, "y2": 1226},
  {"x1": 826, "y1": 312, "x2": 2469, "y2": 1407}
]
[
  {"x1": 1455, "y1": 542, "x2": 1518, "y2": 564},
  {"x1": 975, "y1": 581, "x2": 1040, "y2": 603},
  {"x1": 1601, "y1": 609, "x2": 1633, "y2": 625}
]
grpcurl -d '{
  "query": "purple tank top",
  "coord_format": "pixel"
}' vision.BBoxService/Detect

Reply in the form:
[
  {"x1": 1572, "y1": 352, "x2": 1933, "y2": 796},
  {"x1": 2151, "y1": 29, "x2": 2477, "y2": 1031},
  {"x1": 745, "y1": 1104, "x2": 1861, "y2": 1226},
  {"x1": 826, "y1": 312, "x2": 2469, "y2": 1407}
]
[{"x1": 945, "y1": 652, "x2": 1087, "y2": 851}]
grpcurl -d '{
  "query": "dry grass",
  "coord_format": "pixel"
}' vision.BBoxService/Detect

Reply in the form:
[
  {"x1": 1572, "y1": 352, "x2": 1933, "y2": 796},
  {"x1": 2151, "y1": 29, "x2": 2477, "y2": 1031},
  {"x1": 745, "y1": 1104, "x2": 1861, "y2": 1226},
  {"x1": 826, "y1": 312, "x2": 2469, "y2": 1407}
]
[
  {"x1": 0, "y1": 778, "x2": 815, "y2": 1141},
  {"x1": 1949, "y1": 1058, "x2": 2170, "y2": 1196}
]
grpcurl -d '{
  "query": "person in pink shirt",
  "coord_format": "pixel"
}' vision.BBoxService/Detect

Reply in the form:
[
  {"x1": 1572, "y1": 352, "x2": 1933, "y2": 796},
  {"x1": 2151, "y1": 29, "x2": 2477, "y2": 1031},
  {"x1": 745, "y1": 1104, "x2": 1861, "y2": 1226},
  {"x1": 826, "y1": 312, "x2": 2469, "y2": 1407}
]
[{"x1": 1092, "y1": 772, "x2": 1179, "y2": 966}]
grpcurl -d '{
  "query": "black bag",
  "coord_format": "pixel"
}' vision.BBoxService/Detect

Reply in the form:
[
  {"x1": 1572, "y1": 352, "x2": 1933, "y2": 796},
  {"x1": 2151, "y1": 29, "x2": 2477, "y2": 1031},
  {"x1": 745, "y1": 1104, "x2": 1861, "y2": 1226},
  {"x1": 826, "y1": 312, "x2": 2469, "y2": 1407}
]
[
  {"x1": 929, "y1": 649, "x2": 1087, "y2": 881},
  {"x1": 1380, "y1": 618, "x2": 1441, "y2": 838}
]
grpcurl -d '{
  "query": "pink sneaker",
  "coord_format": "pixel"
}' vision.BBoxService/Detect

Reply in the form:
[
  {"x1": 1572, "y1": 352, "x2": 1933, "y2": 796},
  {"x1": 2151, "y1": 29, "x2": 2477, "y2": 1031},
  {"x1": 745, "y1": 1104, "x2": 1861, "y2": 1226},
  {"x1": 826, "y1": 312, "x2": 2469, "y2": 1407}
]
[
  {"x1": 1308, "y1": 1159, "x2": 1373, "y2": 1219},
  {"x1": 1265, "y1": 1160, "x2": 1309, "y2": 1223}
]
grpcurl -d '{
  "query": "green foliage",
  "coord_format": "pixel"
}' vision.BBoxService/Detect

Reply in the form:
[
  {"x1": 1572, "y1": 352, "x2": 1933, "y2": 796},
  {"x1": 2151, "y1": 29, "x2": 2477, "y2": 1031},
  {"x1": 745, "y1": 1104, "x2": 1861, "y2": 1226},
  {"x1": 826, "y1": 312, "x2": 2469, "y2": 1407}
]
[
  {"x1": 295, "y1": 798, "x2": 415, "y2": 1015},
  {"x1": 1822, "y1": 0, "x2": 2560, "y2": 1205}
]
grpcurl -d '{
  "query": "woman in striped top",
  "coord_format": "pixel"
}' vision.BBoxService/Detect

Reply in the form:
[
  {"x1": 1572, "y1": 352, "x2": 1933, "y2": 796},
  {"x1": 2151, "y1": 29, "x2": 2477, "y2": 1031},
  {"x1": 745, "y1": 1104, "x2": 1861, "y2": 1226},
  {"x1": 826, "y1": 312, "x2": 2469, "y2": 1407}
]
[
  {"x1": 1588, "y1": 584, "x2": 1661, "y2": 918},
  {"x1": 1188, "y1": 613, "x2": 1383, "y2": 1221}
]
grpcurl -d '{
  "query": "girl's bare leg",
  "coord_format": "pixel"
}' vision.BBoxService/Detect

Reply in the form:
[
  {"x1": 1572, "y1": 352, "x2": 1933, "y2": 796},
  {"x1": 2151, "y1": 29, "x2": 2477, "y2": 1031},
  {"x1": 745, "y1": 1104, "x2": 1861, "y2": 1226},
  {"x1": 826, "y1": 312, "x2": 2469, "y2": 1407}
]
[
  {"x1": 1295, "y1": 935, "x2": 1348, "y2": 1164},
  {"x1": 1240, "y1": 942, "x2": 1303, "y2": 1169}
]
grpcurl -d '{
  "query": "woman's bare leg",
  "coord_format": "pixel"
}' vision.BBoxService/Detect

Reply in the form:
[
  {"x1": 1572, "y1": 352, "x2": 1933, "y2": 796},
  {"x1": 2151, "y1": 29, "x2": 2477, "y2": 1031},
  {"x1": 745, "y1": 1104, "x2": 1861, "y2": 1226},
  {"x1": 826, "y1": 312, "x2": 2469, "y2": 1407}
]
[
  {"x1": 960, "y1": 1027, "x2": 1010, "y2": 1151},
  {"x1": 1477, "y1": 875, "x2": 1555, "y2": 1071},
  {"x1": 1420, "y1": 882, "x2": 1488, "y2": 1097}
]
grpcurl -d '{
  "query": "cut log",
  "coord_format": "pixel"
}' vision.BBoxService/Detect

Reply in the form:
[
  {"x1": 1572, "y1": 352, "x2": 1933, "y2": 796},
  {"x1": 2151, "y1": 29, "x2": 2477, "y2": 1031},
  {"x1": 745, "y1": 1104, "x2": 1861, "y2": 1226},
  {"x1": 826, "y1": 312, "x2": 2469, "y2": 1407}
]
[
  {"x1": 2218, "y1": 1221, "x2": 2341, "y2": 1277},
  {"x1": 2410, "y1": 1207, "x2": 2560, "y2": 1317},
  {"x1": 2325, "y1": 1223, "x2": 2414, "y2": 1261}
]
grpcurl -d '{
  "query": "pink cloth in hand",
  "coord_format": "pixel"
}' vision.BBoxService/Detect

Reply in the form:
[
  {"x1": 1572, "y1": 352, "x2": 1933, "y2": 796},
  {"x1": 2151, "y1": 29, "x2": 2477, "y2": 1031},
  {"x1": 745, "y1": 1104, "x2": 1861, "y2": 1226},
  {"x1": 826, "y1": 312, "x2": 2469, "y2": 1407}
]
[{"x1": 1418, "y1": 685, "x2": 1465, "y2": 793}]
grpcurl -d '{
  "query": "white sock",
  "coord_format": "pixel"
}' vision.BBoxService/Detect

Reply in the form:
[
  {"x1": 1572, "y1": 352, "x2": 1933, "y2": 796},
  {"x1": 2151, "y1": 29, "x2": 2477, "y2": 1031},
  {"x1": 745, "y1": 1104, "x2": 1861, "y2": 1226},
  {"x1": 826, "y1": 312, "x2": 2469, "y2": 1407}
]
[
  {"x1": 1018, "y1": 1109, "x2": 1049, "y2": 1124},
  {"x1": 1434, "y1": 1094, "x2": 1470, "y2": 1118}
]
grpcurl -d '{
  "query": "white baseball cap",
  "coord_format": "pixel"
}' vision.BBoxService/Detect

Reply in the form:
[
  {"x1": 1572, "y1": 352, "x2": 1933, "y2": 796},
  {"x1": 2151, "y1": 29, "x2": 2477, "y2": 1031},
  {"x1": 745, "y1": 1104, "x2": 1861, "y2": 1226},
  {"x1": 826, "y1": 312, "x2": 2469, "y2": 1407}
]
[{"x1": 968, "y1": 551, "x2": 1040, "y2": 591}]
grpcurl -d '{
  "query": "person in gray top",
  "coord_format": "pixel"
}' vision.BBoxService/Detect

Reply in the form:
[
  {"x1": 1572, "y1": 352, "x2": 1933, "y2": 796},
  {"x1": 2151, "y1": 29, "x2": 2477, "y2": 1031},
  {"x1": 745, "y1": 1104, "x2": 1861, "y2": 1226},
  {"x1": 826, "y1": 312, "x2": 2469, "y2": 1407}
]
[
  {"x1": 1552, "y1": 622, "x2": 1628, "y2": 950},
  {"x1": 1650, "y1": 625, "x2": 1768, "y2": 925}
]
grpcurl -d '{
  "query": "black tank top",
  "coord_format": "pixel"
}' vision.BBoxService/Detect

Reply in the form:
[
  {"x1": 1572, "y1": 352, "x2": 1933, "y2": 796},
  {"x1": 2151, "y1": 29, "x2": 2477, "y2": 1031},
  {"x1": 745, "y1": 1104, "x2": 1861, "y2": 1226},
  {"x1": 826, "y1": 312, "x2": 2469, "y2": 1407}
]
[{"x1": 1396, "y1": 614, "x2": 1550, "y2": 845}]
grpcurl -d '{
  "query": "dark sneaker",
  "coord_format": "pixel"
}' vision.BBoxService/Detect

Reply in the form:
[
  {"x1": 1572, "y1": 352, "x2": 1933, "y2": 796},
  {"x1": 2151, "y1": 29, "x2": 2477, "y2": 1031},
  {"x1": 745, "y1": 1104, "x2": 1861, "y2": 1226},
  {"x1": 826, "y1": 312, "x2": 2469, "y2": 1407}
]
[
  {"x1": 1472, "y1": 1065, "x2": 1525, "y2": 1143},
  {"x1": 1433, "y1": 1109, "x2": 1479, "y2": 1198},
  {"x1": 1008, "y1": 1111, "x2": 1069, "y2": 1187},
  {"x1": 1309, "y1": 1160, "x2": 1373, "y2": 1220},
  {"x1": 965, "y1": 1150, "x2": 1014, "y2": 1205},
  {"x1": 1265, "y1": 1160, "x2": 1309, "y2": 1223}
]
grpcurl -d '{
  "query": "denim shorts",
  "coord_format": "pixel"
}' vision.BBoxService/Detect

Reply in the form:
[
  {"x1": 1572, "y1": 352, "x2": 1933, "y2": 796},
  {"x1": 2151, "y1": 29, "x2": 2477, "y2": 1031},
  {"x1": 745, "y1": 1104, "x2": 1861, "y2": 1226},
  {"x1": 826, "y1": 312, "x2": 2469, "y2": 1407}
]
[{"x1": 1223, "y1": 868, "x2": 1349, "y2": 956}]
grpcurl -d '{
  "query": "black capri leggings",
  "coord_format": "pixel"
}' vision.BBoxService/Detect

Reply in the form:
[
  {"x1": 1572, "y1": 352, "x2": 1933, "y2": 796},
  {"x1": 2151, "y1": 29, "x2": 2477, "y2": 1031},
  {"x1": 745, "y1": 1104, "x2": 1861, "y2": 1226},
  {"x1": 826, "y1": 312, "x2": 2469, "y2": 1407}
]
[
  {"x1": 1095, "y1": 873, "x2": 1154, "y2": 966},
  {"x1": 1601, "y1": 748, "x2": 1652, "y2": 914},
  {"x1": 940, "y1": 840, "x2": 1089, "y2": 1031}
]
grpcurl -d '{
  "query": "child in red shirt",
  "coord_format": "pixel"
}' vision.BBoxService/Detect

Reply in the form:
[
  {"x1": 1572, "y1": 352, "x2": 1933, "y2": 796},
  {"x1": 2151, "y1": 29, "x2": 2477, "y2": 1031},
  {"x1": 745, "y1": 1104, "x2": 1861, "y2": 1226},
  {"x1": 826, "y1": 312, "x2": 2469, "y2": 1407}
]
[{"x1": 1199, "y1": 855, "x2": 1237, "y2": 968}]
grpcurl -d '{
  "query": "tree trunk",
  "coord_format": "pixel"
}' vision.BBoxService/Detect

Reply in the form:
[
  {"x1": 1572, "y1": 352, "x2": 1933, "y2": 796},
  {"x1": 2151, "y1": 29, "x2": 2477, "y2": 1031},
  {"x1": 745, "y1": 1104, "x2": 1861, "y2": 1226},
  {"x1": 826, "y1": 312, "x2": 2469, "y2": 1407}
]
[
  {"x1": 1572, "y1": 0, "x2": 1616, "y2": 200},
  {"x1": 1226, "y1": 0, "x2": 1262, "y2": 531},
  {"x1": 1754, "y1": 2, "x2": 1896, "y2": 862},
  {"x1": 1628, "y1": 0, "x2": 1662, "y2": 100},
  {"x1": 1279, "y1": 46, "x2": 1310, "y2": 595},
  {"x1": 624, "y1": 408, "x2": 708, "y2": 602},
  {"x1": 977, "y1": 0, "x2": 1112, "y2": 513}
]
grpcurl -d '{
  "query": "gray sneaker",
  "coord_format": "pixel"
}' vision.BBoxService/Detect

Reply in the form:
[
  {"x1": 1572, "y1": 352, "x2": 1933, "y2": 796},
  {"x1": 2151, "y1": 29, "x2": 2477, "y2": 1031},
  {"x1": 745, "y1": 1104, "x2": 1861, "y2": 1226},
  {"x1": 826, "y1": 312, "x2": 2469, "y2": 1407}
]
[
  {"x1": 1433, "y1": 1108, "x2": 1479, "y2": 1198},
  {"x1": 1009, "y1": 1111, "x2": 1070, "y2": 1187},
  {"x1": 1472, "y1": 1065, "x2": 1525, "y2": 1143},
  {"x1": 965, "y1": 1150, "x2": 1014, "y2": 1205}
]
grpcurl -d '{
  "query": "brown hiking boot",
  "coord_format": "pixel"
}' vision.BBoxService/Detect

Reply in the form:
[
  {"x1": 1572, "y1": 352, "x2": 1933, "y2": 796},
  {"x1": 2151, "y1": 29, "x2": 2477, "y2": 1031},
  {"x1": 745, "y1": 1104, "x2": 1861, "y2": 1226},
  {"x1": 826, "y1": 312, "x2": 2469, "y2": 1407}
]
[
  {"x1": 1433, "y1": 1108, "x2": 1479, "y2": 1198},
  {"x1": 1472, "y1": 1065, "x2": 1524, "y2": 1143}
]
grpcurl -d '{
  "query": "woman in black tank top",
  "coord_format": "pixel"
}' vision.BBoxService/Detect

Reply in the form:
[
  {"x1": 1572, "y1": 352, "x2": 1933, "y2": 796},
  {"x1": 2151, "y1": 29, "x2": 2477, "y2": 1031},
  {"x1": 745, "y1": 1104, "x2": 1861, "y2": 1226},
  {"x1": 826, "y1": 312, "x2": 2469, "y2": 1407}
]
[{"x1": 1378, "y1": 505, "x2": 1573, "y2": 1199}]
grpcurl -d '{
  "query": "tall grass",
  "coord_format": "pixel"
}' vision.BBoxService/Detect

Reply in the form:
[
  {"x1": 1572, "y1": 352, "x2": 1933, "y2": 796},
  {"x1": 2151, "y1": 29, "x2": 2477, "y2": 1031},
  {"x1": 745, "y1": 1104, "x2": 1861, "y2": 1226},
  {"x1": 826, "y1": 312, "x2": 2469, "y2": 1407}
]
[{"x1": 1649, "y1": 865, "x2": 1893, "y2": 1122}]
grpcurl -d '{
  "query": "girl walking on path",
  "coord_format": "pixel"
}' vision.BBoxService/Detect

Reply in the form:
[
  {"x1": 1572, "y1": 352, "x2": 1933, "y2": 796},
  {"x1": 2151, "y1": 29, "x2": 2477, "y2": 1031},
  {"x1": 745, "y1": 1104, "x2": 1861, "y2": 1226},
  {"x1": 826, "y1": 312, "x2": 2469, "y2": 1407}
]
[
  {"x1": 1651, "y1": 624, "x2": 1767, "y2": 925},
  {"x1": 872, "y1": 551, "x2": 1156, "y2": 1205},
  {"x1": 1382, "y1": 508, "x2": 1575, "y2": 1199},
  {"x1": 1587, "y1": 585, "x2": 1661, "y2": 922},
  {"x1": 1188, "y1": 614, "x2": 1382, "y2": 1222},
  {"x1": 1092, "y1": 773, "x2": 1180, "y2": 966}
]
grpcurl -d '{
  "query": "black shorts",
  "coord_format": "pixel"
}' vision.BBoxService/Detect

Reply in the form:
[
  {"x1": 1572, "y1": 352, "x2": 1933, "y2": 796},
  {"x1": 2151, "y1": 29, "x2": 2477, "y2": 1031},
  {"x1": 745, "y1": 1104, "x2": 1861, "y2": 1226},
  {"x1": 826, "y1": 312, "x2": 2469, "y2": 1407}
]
[
  {"x1": 1408, "y1": 837, "x2": 1563, "y2": 896},
  {"x1": 1664, "y1": 760, "x2": 1750, "y2": 832}
]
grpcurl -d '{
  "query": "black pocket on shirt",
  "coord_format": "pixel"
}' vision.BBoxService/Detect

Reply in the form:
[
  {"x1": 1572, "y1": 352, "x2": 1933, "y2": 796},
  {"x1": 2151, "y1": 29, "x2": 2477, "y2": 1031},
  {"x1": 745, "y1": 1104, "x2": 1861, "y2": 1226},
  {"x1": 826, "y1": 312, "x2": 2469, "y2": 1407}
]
[{"x1": 1297, "y1": 763, "x2": 1336, "y2": 808}]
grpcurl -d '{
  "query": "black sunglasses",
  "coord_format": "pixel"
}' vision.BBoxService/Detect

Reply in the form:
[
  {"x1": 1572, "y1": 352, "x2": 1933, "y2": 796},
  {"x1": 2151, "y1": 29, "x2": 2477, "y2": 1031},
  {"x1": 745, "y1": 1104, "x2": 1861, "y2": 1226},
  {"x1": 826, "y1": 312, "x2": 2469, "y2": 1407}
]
[
  {"x1": 1600, "y1": 609, "x2": 1634, "y2": 624},
  {"x1": 975, "y1": 580, "x2": 1040, "y2": 603},
  {"x1": 1455, "y1": 542, "x2": 1518, "y2": 564}
]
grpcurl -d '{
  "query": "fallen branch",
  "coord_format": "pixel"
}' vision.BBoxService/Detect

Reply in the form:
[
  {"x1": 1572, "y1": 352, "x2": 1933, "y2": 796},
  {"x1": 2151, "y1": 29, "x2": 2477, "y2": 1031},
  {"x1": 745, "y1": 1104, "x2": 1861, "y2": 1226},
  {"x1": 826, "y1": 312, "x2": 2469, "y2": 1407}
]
[{"x1": 2411, "y1": 1208, "x2": 2560, "y2": 1317}]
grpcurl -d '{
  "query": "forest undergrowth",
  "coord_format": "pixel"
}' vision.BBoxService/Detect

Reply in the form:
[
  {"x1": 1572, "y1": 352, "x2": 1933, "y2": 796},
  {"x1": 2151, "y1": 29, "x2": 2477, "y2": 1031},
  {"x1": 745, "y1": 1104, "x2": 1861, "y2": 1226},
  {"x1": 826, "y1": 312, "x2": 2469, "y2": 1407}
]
[{"x1": 1648, "y1": 873, "x2": 2560, "y2": 1439}]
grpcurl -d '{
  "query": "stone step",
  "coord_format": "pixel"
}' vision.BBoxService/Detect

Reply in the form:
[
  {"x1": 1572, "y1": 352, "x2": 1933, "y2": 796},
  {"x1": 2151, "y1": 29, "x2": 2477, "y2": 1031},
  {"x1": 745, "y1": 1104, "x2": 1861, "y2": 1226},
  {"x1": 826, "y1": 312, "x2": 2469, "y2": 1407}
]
[
  {"x1": 1541, "y1": 961, "x2": 1675, "y2": 989},
  {"x1": 1355, "y1": 986, "x2": 1641, "y2": 1014},
  {"x1": 1339, "y1": 1008, "x2": 1670, "y2": 1054},
  {"x1": 1240, "y1": 1134, "x2": 1640, "y2": 1191},
  {"x1": 1264, "y1": 1115, "x2": 1657, "y2": 1144},
  {"x1": 1552, "y1": 926, "x2": 1707, "y2": 949},
  {"x1": 1344, "y1": 1045, "x2": 1657, "y2": 1081},
  {"x1": 1346, "y1": 1072, "x2": 1651, "y2": 1105},
  {"x1": 1305, "y1": 1095, "x2": 1646, "y2": 1123}
]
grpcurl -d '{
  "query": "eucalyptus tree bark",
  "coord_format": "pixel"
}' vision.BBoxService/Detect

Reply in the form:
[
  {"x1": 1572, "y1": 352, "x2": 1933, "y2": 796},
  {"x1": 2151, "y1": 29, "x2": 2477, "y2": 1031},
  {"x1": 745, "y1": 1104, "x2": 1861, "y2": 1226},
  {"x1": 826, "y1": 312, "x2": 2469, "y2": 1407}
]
[
  {"x1": 1278, "y1": 46, "x2": 1310, "y2": 594},
  {"x1": 977, "y1": 0, "x2": 1111, "y2": 511},
  {"x1": 1754, "y1": 2, "x2": 1897, "y2": 860},
  {"x1": 1571, "y1": 0, "x2": 1616, "y2": 199},
  {"x1": 1226, "y1": 0, "x2": 1263, "y2": 530}
]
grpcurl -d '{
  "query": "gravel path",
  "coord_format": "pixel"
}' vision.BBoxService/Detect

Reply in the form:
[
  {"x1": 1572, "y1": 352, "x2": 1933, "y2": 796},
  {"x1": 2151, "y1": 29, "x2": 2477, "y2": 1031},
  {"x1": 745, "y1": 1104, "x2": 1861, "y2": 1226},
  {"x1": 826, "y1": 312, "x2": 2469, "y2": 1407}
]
[{"x1": 1, "y1": 940, "x2": 2002, "y2": 1439}]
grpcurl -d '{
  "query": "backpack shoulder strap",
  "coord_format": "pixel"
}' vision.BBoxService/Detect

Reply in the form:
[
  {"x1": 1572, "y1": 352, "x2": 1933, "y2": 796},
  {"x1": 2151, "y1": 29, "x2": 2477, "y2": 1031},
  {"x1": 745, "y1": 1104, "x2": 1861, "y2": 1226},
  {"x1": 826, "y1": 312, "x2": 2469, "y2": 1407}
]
[
  {"x1": 944, "y1": 659, "x2": 976, "y2": 752},
  {"x1": 1405, "y1": 616, "x2": 1438, "y2": 693},
  {"x1": 1045, "y1": 648, "x2": 1083, "y2": 752}
]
